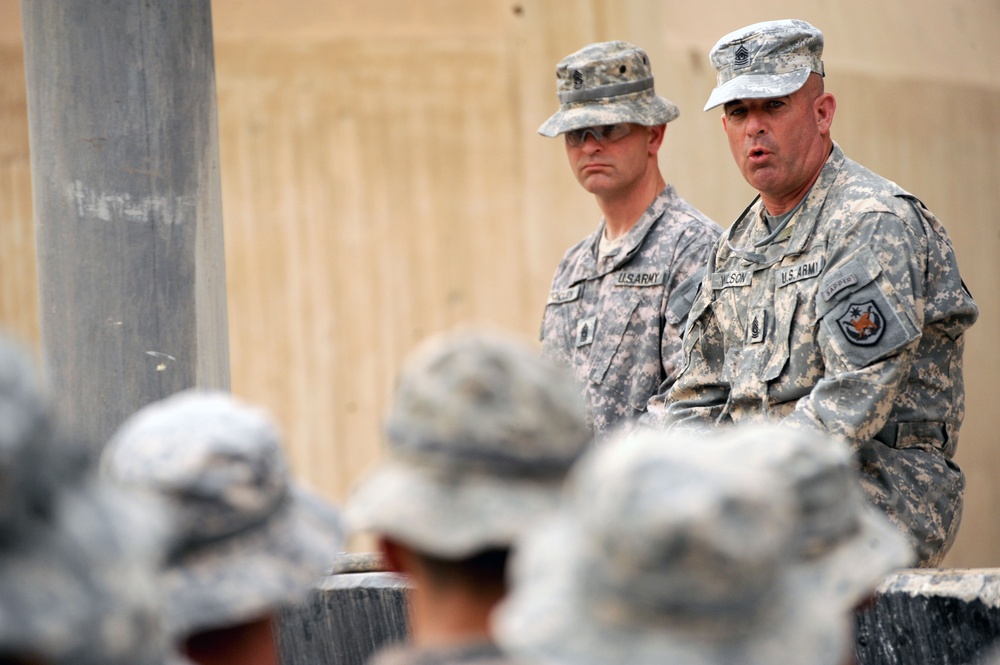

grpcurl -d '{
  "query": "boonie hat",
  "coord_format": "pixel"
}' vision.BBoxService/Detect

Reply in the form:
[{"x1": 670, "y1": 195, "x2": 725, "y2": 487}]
[
  {"x1": 704, "y1": 19, "x2": 824, "y2": 111},
  {"x1": 0, "y1": 334, "x2": 169, "y2": 665},
  {"x1": 539, "y1": 41, "x2": 680, "y2": 137},
  {"x1": 103, "y1": 389, "x2": 345, "y2": 639},
  {"x1": 494, "y1": 427, "x2": 849, "y2": 665},
  {"x1": 714, "y1": 425, "x2": 913, "y2": 608},
  {"x1": 346, "y1": 329, "x2": 591, "y2": 558}
]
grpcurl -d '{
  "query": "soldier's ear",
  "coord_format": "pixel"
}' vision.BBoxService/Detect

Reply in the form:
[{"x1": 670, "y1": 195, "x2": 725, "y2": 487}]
[
  {"x1": 377, "y1": 536, "x2": 407, "y2": 574},
  {"x1": 815, "y1": 92, "x2": 836, "y2": 134},
  {"x1": 647, "y1": 123, "x2": 667, "y2": 155}
]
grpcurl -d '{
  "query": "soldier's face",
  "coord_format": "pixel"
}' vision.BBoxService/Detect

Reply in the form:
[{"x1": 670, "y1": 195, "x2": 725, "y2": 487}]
[
  {"x1": 721, "y1": 79, "x2": 835, "y2": 213},
  {"x1": 563, "y1": 123, "x2": 662, "y2": 199}
]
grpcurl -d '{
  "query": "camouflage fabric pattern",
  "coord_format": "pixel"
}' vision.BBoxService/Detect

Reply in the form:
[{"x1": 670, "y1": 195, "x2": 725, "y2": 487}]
[
  {"x1": 494, "y1": 427, "x2": 849, "y2": 665},
  {"x1": 370, "y1": 641, "x2": 516, "y2": 665},
  {"x1": 700, "y1": 424, "x2": 912, "y2": 609},
  {"x1": 540, "y1": 185, "x2": 721, "y2": 438},
  {"x1": 347, "y1": 329, "x2": 591, "y2": 558},
  {"x1": 539, "y1": 40, "x2": 680, "y2": 137},
  {"x1": 664, "y1": 144, "x2": 979, "y2": 566},
  {"x1": 103, "y1": 389, "x2": 344, "y2": 638},
  {"x1": 703, "y1": 19, "x2": 824, "y2": 111},
  {"x1": 0, "y1": 335, "x2": 168, "y2": 665}
]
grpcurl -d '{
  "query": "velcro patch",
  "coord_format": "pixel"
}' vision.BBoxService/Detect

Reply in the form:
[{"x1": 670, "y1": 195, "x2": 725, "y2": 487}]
[
  {"x1": 548, "y1": 285, "x2": 581, "y2": 304},
  {"x1": 837, "y1": 301, "x2": 885, "y2": 346},
  {"x1": 575, "y1": 316, "x2": 596, "y2": 347},
  {"x1": 615, "y1": 271, "x2": 664, "y2": 287},
  {"x1": 711, "y1": 270, "x2": 752, "y2": 290},
  {"x1": 777, "y1": 257, "x2": 825, "y2": 288},
  {"x1": 747, "y1": 309, "x2": 767, "y2": 344}
]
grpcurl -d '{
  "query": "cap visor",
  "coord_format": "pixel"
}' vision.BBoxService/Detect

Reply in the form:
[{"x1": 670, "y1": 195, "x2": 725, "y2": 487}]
[
  {"x1": 538, "y1": 96, "x2": 679, "y2": 137},
  {"x1": 703, "y1": 69, "x2": 811, "y2": 111}
]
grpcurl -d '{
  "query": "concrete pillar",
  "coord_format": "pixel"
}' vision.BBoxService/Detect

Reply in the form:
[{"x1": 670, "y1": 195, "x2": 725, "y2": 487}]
[{"x1": 20, "y1": 0, "x2": 229, "y2": 447}]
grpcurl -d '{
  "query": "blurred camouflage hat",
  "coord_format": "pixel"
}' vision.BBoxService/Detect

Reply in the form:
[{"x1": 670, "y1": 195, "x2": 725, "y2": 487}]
[
  {"x1": 0, "y1": 333, "x2": 169, "y2": 664},
  {"x1": 102, "y1": 389, "x2": 345, "y2": 639},
  {"x1": 494, "y1": 427, "x2": 849, "y2": 665},
  {"x1": 715, "y1": 425, "x2": 913, "y2": 608},
  {"x1": 347, "y1": 328, "x2": 591, "y2": 558},
  {"x1": 539, "y1": 41, "x2": 680, "y2": 137},
  {"x1": 704, "y1": 19, "x2": 824, "y2": 111}
]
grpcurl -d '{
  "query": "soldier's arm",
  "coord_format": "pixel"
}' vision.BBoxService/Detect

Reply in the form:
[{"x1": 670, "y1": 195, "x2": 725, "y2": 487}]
[{"x1": 781, "y1": 209, "x2": 925, "y2": 445}]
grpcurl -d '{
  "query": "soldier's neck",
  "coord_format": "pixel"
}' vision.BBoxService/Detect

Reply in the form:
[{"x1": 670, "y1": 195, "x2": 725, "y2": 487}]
[{"x1": 597, "y1": 170, "x2": 666, "y2": 241}]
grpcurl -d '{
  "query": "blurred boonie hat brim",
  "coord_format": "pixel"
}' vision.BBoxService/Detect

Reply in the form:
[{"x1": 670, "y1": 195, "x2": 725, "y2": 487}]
[
  {"x1": 703, "y1": 68, "x2": 811, "y2": 111},
  {"x1": 346, "y1": 460, "x2": 565, "y2": 558},
  {"x1": 164, "y1": 485, "x2": 343, "y2": 638},
  {"x1": 789, "y1": 505, "x2": 913, "y2": 608},
  {"x1": 494, "y1": 517, "x2": 846, "y2": 665}
]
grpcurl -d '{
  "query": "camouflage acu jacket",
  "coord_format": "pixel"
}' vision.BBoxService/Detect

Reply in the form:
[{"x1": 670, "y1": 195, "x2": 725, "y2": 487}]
[
  {"x1": 664, "y1": 144, "x2": 979, "y2": 565},
  {"x1": 540, "y1": 185, "x2": 721, "y2": 437}
]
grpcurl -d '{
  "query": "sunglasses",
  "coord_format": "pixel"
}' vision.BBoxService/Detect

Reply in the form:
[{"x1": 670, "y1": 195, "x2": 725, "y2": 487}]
[{"x1": 563, "y1": 123, "x2": 633, "y2": 147}]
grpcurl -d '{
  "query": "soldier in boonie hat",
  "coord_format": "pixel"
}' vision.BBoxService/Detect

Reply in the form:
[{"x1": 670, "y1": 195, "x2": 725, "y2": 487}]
[
  {"x1": 0, "y1": 333, "x2": 170, "y2": 665},
  {"x1": 536, "y1": 42, "x2": 721, "y2": 439},
  {"x1": 102, "y1": 389, "x2": 344, "y2": 665},
  {"x1": 712, "y1": 425, "x2": 913, "y2": 611},
  {"x1": 347, "y1": 328, "x2": 591, "y2": 558},
  {"x1": 346, "y1": 329, "x2": 591, "y2": 665},
  {"x1": 494, "y1": 426, "x2": 851, "y2": 665},
  {"x1": 538, "y1": 41, "x2": 679, "y2": 137},
  {"x1": 703, "y1": 18, "x2": 824, "y2": 111}
]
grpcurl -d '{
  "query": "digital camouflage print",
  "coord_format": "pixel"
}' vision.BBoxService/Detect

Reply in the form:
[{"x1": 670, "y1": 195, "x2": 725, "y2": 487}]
[
  {"x1": 541, "y1": 185, "x2": 721, "y2": 437},
  {"x1": 663, "y1": 144, "x2": 979, "y2": 566},
  {"x1": 538, "y1": 40, "x2": 679, "y2": 137},
  {"x1": 704, "y1": 19, "x2": 825, "y2": 111}
]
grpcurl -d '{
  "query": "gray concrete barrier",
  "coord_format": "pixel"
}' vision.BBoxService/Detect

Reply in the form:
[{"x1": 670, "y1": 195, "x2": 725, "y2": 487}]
[{"x1": 278, "y1": 557, "x2": 1000, "y2": 665}]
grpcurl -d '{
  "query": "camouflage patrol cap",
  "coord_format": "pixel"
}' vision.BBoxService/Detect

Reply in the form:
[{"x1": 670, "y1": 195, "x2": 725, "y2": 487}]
[
  {"x1": 102, "y1": 389, "x2": 345, "y2": 639},
  {"x1": 494, "y1": 427, "x2": 849, "y2": 665},
  {"x1": 715, "y1": 425, "x2": 913, "y2": 609},
  {"x1": 347, "y1": 329, "x2": 591, "y2": 558},
  {"x1": 704, "y1": 19, "x2": 824, "y2": 111},
  {"x1": 538, "y1": 41, "x2": 680, "y2": 137}
]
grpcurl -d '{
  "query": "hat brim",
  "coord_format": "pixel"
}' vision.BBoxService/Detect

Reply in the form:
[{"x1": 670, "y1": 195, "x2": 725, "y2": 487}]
[
  {"x1": 789, "y1": 504, "x2": 914, "y2": 609},
  {"x1": 703, "y1": 68, "x2": 811, "y2": 111},
  {"x1": 346, "y1": 460, "x2": 565, "y2": 558},
  {"x1": 538, "y1": 95, "x2": 680, "y2": 137},
  {"x1": 163, "y1": 485, "x2": 344, "y2": 638},
  {"x1": 494, "y1": 517, "x2": 850, "y2": 665}
]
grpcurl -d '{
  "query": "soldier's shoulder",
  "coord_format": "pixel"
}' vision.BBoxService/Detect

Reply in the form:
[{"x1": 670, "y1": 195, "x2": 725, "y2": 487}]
[{"x1": 834, "y1": 155, "x2": 919, "y2": 218}]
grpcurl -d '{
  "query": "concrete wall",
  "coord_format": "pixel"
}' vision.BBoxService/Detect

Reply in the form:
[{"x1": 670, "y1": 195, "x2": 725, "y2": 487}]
[{"x1": 1, "y1": 0, "x2": 998, "y2": 566}]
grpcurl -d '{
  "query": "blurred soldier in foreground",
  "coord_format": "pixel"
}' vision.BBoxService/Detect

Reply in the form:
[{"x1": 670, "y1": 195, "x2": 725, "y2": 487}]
[
  {"x1": 494, "y1": 426, "x2": 850, "y2": 665},
  {"x1": 103, "y1": 390, "x2": 345, "y2": 665},
  {"x1": 537, "y1": 40, "x2": 721, "y2": 437},
  {"x1": 0, "y1": 334, "x2": 169, "y2": 665},
  {"x1": 664, "y1": 19, "x2": 978, "y2": 565},
  {"x1": 347, "y1": 329, "x2": 591, "y2": 665}
]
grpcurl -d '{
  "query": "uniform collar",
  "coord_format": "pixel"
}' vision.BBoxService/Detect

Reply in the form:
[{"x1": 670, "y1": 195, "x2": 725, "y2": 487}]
[
  {"x1": 722, "y1": 143, "x2": 846, "y2": 265},
  {"x1": 568, "y1": 184, "x2": 678, "y2": 284}
]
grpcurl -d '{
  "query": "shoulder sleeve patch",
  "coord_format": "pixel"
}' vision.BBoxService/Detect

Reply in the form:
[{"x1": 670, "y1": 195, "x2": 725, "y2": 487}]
[{"x1": 820, "y1": 280, "x2": 919, "y2": 367}]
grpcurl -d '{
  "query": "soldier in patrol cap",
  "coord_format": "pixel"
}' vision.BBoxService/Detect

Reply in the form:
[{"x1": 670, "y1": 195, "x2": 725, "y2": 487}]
[
  {"x1": 493, "y1": 426, "x2": 851, "y2": 665},
  {"x1": 103, "y1": 389, "x2": 345, "y2": 665},
  {"x1": 0, "y1": 333, "x2": 170, "y2": 665},
  {"x1": 538, "y1": 40, "x2": 721, "y2": 438},
  {"x1": 346, "y1": 328, "x2": 591, "y2": 665},
  {"x1": 662, "y1": 19, "x2": 978, "y2": 566}
]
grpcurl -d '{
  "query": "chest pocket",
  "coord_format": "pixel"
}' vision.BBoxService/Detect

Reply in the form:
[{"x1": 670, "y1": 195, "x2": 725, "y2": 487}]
[{"x1": 588, "y1": 292, "x2": 643, "y2": 386}]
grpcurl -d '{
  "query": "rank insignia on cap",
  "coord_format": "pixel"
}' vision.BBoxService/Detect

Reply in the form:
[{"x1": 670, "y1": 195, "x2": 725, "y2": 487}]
[
  {"x1": 572, "y1": 69, "x2": 584, "y2": 90},
  {"x1": 838, "y1": 301, "x2": 885, "y2": 346},
  {"x1": 734, "y1": 43, "x2": 751, "y2": 69}
]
